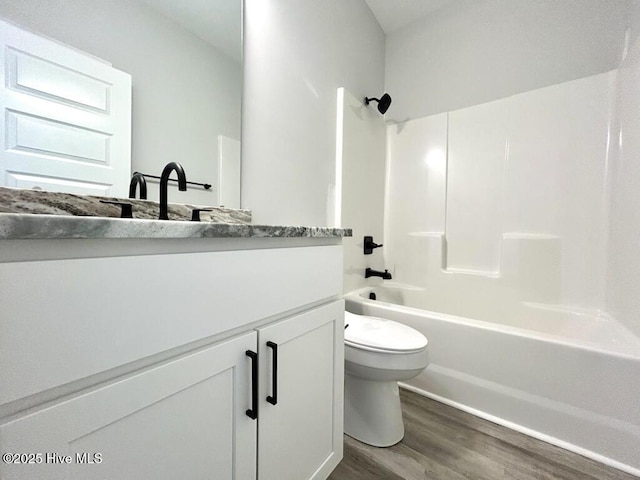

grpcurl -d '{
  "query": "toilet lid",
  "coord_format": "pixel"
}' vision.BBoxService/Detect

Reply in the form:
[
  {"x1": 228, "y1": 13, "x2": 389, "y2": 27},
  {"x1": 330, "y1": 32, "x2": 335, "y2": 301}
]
[{"x1": 344, "y1": 311, "x2": 428, "y2": 353}]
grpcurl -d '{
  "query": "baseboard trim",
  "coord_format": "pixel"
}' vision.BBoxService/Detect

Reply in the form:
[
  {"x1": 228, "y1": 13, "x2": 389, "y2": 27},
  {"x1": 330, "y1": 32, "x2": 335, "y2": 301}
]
[{"x1": 399, "y1": 382, "x2": 640, "y2": 478}]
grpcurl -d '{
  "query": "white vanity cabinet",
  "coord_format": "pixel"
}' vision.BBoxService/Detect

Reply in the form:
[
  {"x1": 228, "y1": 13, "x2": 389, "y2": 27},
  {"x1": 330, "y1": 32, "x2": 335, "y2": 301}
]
[{"x1": 0, "y1": 240, "x2": 345, "y2": 480}]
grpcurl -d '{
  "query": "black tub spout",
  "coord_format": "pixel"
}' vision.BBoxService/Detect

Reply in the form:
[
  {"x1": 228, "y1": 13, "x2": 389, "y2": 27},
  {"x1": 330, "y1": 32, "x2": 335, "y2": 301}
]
[{"x1": 365, "y1": 268, "x2": 392, "y2": 280}]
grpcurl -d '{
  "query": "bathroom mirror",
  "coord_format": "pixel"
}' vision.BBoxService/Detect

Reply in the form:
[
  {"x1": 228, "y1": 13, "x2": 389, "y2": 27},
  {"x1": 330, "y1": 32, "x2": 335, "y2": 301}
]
[{"x1": 0, "y1": 0, "x2": 242, "y2": 207}]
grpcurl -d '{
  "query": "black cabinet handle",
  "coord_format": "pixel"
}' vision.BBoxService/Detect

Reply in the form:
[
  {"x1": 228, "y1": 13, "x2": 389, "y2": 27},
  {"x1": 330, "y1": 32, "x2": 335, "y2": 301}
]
[
  {"x1": 266, "y1": 341, "x2": 278, "y2": 405},
  {"x1": 245, "y1": 350, "x2": 258, "y2": 420}
]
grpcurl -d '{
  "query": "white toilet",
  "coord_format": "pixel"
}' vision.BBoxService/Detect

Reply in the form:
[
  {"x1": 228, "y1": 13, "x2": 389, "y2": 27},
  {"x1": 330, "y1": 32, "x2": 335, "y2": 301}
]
[{"x1": 343, "y1": 310, "x2": 429, "y2": 447}]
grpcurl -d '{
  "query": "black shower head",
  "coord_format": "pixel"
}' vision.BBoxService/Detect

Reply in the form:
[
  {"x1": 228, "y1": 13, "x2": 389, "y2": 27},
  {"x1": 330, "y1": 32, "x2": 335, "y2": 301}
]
[{"x1": 365, "y1": 93, "x2": 392, "y2": 114}]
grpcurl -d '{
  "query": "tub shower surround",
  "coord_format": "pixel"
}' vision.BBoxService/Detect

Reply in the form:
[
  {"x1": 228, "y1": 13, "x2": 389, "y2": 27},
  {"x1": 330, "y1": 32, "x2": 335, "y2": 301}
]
[
  {"x1": 0, "y1": 187, "x2": 351, "y2": 239},
  {"x1": 385, "y1": 71, "x2": 615, "y2": 313},
  {"x1": 379, "y1": 68, "x2": 640, "y2": 475}
]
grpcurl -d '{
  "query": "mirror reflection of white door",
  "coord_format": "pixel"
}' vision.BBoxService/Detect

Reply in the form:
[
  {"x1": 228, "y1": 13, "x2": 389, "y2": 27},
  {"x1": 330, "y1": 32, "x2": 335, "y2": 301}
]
[{"x1": 0, "y1": 19, "x2": 132, "y2": 197}]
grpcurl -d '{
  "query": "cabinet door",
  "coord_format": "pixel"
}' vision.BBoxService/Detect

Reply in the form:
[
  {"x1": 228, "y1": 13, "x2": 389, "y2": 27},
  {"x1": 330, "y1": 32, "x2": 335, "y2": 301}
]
[
  {"x1": 258, "y1": 301, "x2": 344, "y2": 480},
  {"x1": 0, "y1": 332, "x2": 257, "y2": 480}
]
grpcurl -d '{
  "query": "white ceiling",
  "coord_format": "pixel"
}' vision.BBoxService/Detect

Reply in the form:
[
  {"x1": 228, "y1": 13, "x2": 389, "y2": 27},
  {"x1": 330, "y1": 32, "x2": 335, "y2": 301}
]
[
  {"x1": 140, "y1": 0, "x2": 454, "y2": 61},
  {"x1": 139, "y1": 0, "x2": 242, "y2": 62},
  {"x1": 364, "y1": 0, "x2": 458, "y2": 34}
]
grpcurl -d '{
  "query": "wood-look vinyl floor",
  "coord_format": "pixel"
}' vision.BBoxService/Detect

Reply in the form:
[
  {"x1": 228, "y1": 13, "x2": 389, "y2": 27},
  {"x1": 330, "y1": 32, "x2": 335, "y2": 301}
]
[{"x1": 328, "y1": 388, "x2": 638, "y2": 480}]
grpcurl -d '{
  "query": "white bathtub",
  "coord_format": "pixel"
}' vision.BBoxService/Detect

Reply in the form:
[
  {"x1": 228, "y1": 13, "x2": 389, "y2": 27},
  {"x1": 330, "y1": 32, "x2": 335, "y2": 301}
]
[{"x1": 344, "y1": 285, "x2": 640, "y2": 476}]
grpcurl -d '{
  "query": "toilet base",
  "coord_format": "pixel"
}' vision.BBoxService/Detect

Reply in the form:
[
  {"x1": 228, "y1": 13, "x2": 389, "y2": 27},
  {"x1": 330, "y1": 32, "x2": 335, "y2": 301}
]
[{"x1": 344, "y1": 373, "x2": 404, "y2": 447}]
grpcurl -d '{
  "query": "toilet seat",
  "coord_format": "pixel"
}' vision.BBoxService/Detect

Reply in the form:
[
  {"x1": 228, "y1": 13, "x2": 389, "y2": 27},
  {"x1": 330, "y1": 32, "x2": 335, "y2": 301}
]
[{"x1": 344, "y1": 311, "x2": 428, "y2": 354}]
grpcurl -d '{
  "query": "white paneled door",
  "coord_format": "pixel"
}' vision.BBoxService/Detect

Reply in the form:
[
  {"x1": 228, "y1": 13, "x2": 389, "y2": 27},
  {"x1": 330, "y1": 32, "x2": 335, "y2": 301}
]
[{"x1": 0, "y1": 20, "x2": 131, "y2": 196}]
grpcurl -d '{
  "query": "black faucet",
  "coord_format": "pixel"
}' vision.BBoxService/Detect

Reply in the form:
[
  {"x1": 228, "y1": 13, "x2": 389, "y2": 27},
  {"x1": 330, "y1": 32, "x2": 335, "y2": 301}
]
[
  {"x1": 159, "y1": 162, "x2": 187, "y2": 220},
  {"x1": 365, "y1": 268, "x2": 392, "y2": 280},
  {"x1": 129, "y1": 172, "x2": 147, "y2": 200}
]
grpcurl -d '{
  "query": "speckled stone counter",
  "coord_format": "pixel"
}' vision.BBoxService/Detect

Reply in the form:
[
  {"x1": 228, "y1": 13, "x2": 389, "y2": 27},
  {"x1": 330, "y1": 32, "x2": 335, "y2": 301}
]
[
  {"x1": 0, "y1": 188, "x2": 351, "y2": 240},
  {"x1": 0, "y1": 187, "x2": 252, "y2": 224},
  {"x1": 0, "y1": 214, "x2": 351, "y2": 239}
]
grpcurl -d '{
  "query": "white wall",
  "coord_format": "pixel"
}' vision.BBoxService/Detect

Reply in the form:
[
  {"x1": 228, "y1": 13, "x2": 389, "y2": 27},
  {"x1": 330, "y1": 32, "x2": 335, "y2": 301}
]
[
  {"x1": 606, "y1": 7, "x2": 640, "y2": 338},
  {"x1": 337, "y1": 88, "x2": 386, "y2": 294},
  {"x1": 0, "y1": 0, "x2": 241, "y2": 206},
  {"x1": 385, "y1": 0, "x2": 634, "y2": 121},
  {"x1": 242, "y1": 0, "x2": 385, "y2": 225}
]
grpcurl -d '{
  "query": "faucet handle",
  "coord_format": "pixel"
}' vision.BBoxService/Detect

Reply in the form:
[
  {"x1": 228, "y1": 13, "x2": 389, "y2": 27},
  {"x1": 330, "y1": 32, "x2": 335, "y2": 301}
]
[
  {"x1": 191, "y1": 208, "x2": 213, "y2": 222},
  {"x1": 100, "y1": 200, "x2": 134, "y2": 219},
  {"x1": 364, "y1": 236, "x2": 383, "y2": 255}
]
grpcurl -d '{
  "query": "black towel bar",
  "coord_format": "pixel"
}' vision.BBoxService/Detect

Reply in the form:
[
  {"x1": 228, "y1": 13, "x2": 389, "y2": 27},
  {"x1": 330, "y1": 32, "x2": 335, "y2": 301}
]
[{"x1": 133, "y1": 171, "x2": 211, "y2": 190}]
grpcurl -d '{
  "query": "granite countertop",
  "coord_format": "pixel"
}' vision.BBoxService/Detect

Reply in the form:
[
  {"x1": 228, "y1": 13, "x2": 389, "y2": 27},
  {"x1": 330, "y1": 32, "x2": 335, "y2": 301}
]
[
  {"x1": 0, "y1": 187, "x2": 252, "y2": 224},
  {"x1": 0, "y1": 188, "x2": 351, "y2": 240},
  {"x1": 0, "y1": 214, "x2": 351, "y2": 239}
]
